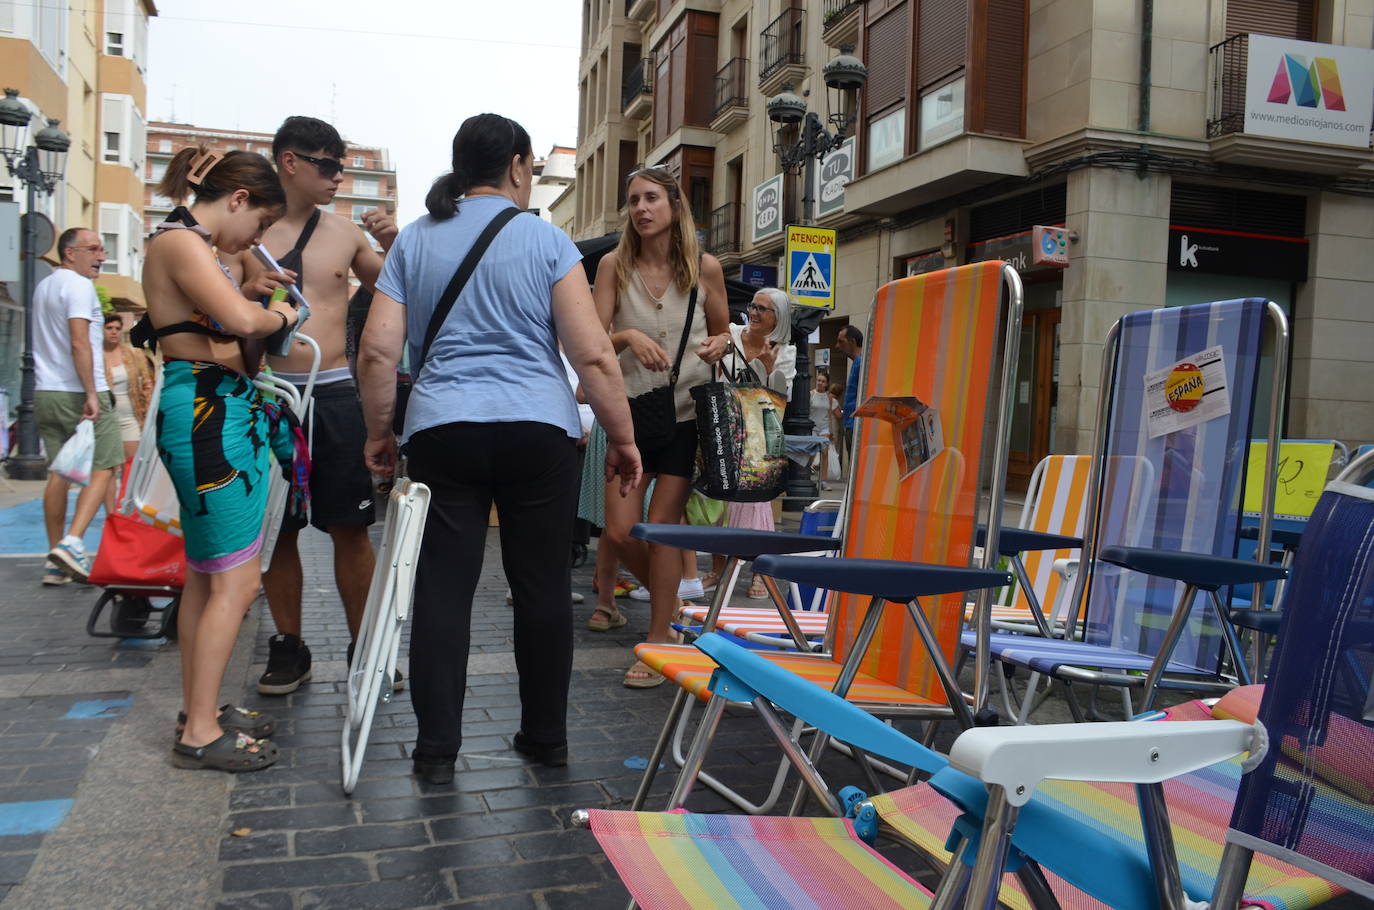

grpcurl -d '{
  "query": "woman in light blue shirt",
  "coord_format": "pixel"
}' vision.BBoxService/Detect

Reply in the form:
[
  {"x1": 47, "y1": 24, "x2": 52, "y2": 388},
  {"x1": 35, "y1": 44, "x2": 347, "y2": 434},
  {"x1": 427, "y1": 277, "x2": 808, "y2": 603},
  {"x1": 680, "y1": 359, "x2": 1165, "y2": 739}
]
[{"x1": 358, "y1": 114, "x2": 641, "y2": 783}]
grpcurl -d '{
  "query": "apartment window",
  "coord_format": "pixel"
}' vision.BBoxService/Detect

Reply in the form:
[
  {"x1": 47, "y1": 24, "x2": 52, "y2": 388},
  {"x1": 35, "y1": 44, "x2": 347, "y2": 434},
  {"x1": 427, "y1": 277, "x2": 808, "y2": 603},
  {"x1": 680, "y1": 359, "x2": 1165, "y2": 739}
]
[
  {"x1": 148, "y1": 159, "x2": 166, "y2": 181},
  {"x1": 100, "y1": 94, "x2": 146, "y2": 171},
  {"x1": 101, "y1": 233, "x2": 119, "y2": 272},
  {"x1": 158, "y1": 138, "x2": 171, "y2": 153},
  {"x1": 867, "y1": 108, "x2": 905, "y2": 171},
  {"x1": 226, "y1": 145, "x2": 238, "y2": 152},
  {"x1": 918, "y1": 77, "x2": 964, "y2": 151},
  {"x1": 104, "y1": 0, "x2": 148, "y2": 75},
  {"x1": 650, "y1": 11, "x2": 720, "y2": 148},
  {"x1": 103, "y1": 132, "x2": 120, "y2": 163},
  {"x1": 351, "y1": 204, "x2": 371, "y2": 222},
  {"x1": 352, "y1": 176, "x2": 380, "y2": 196},
  {"x1": 353, "y1": 155, "x2": 366, "y2": 167},
  {"x1": 106, "y1": 32, "x2": 124, "y2": 56}
]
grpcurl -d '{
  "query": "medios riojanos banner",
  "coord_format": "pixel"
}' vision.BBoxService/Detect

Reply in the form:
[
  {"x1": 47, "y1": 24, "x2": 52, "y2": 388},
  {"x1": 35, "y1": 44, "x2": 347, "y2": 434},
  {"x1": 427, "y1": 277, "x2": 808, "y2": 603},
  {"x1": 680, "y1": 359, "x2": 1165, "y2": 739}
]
[
  {"x1": 1244, "y1": 34, "x2": 1374, "y2": 149},
  {"x1": 752, "y1": 175, "x2": 783, "y2": 244}
]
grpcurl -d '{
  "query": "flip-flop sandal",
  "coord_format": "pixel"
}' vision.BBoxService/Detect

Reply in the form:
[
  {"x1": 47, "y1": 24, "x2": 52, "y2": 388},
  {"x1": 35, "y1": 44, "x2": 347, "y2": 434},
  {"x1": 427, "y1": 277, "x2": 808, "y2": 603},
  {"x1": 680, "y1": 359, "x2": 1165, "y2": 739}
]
[
  {"x1": 172, "y1": 730, "x2": 278, "y2": 772},
  {"x1": 176, "y1": 704, "x2": 275, "y2": 740},
  {"x1": 747, "y1": 579, "x2": 770, "y2": 600},
  {"x1": 623, "y1": 660, "x2": 666, "y2": 689},
  {"x1": 588, "y1": 607, "x2": 629, "y2": 632}
]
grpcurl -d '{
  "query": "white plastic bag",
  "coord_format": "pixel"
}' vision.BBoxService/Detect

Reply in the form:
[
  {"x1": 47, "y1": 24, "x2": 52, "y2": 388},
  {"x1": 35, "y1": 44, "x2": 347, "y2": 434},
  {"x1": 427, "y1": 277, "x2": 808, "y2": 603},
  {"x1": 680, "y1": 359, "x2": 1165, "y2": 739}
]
[{"x1": 51, "y1": 420, "x2": 94, "y2": 486}]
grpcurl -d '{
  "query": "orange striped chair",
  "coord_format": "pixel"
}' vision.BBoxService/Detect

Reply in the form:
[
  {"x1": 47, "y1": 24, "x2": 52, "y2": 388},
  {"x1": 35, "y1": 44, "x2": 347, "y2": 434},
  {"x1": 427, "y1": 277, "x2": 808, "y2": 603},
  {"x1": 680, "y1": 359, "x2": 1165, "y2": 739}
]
[{"x1": 626, "y1": 260, "x2": 1025, "y2": 814}]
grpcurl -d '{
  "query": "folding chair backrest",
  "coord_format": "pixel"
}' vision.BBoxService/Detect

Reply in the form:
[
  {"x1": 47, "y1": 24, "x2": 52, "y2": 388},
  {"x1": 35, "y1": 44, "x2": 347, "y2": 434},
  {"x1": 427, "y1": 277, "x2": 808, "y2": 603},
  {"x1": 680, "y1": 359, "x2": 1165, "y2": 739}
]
[
  {"x1": 1080, "y1": 298, "x2": 1281, "y2": 671},
  {"x1": 830, "y1": 261, "x2": 1017, "y2": 697},
  {"x1": 1007, "y1": 455, "x2": 1091, "y2": 618},
  {"x1": 1225, "y1": 452, "x2": 1374, "y2": 901}
]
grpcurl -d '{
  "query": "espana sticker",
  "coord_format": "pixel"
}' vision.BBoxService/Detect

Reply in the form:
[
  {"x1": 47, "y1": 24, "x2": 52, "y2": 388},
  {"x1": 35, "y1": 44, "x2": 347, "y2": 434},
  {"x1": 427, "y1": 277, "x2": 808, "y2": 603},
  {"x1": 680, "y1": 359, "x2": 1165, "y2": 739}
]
[{"x1": 1144, "y1": 346, "x2": 1231, "y2": 439}]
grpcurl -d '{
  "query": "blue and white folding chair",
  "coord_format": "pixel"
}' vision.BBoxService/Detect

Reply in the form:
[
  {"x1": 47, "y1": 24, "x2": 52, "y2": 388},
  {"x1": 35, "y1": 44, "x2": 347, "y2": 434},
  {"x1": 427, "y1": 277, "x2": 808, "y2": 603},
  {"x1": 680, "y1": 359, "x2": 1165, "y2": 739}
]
[{"x1": 982, "y1": 298, "x2": 1290, "y2": 720}]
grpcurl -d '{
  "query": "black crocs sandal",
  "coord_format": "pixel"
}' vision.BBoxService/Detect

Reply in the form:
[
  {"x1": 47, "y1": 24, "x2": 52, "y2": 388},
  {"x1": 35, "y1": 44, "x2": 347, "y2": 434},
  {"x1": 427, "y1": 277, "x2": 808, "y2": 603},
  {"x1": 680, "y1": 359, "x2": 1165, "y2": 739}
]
[
  {"x1": 172, "y1": 731, "x2": 278, "y2": 772},
  {"x1": 175, "y1": 704, "x2": 274, "y2": 740}
]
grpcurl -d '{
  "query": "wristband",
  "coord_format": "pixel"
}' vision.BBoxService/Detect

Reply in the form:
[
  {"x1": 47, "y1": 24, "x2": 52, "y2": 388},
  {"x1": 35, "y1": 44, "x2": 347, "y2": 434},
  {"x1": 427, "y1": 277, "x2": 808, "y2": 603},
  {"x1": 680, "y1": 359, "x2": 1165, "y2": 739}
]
[{"x1": 275, "y1": 310, "x2": 289, "y2": 332}]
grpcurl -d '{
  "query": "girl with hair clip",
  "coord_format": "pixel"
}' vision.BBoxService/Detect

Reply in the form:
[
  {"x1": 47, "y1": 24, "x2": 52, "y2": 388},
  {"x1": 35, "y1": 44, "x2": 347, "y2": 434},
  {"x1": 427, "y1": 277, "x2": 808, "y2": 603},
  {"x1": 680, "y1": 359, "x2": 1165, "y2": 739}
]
[
  {"x1": 592, "y1": 166, "x2": 730, "y2": 688},
  {"x1": 141, "y1": 145, "x2": 301, "y2": 772}
]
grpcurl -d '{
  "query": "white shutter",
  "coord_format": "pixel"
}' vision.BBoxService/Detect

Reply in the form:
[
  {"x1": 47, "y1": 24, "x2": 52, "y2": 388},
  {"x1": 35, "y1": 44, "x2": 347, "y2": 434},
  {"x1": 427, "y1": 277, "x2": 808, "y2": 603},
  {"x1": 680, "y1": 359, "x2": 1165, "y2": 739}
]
[
  {"x1": 99, "y1": 204, "x2": 122, "y2": 274},
  {"x1": 125, "y1": 205, "x2": 143, "y2": 280},
  {"x1": 37, "y1": 0, "x2": 62, "y2": 68},
  {"x1": 101, "y1": 95, "x2": 123, "y2": 164},
  {"x1": 0, "y1": 2, "x2": 14, "y2": 33},
  {"x1": 129, "y1": 105, "x2": 146, "y2": 172},
  {"x1": 132, "y1": 6, "x2": 148, "y2": 75}
]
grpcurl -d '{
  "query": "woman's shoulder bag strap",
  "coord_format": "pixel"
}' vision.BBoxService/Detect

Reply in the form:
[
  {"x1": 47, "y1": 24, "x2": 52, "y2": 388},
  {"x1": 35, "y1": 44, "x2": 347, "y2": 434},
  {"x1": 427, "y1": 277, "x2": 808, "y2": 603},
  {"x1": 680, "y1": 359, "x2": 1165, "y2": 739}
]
[
  {"x1": 415, "y1": 206, "x2": 523, "y2": 381},
  {"x1": 665, "y1": 284, "x2": 698, "y2": 388}
]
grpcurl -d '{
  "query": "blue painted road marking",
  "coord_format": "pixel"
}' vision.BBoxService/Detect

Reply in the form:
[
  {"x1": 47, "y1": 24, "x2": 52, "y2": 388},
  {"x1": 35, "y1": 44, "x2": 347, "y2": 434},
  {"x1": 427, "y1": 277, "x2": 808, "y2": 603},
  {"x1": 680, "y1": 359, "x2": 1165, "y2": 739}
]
[
  {"x1": 64, "y1": 697, "x2": 133, "y2": 719},
  {"x1": 0, "y1": 799, "x2": 74, "y2": 835},
  {"x1": 0, "y1": 492, "x2": 104, "y2": 555},
  {"x1": 623, "y1": 756, "x2": 666, "y2": 771}
]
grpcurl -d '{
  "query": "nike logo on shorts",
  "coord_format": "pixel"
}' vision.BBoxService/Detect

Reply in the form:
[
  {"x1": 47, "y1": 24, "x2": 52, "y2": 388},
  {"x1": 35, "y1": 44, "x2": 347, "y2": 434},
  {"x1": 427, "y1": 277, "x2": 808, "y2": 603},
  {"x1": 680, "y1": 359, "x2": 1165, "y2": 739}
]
[{"x1": 358, "y1": 499, "x2": 371, "y2": 511}]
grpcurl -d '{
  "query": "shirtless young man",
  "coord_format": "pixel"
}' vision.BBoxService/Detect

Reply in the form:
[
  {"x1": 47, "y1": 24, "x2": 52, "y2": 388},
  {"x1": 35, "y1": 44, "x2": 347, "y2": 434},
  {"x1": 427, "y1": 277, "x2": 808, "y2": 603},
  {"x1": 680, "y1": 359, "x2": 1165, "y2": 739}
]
[{"x1": 244, "y1": 116, "x2": 396, "y2": 695}]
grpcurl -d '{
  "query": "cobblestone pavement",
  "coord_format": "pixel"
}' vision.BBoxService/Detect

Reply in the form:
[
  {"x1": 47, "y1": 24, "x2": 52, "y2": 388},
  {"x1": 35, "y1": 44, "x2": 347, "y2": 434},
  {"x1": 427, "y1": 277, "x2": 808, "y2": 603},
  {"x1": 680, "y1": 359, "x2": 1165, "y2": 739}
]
[{"x1": 1, "y1": 498, "x2": 1370, "y2": 909}]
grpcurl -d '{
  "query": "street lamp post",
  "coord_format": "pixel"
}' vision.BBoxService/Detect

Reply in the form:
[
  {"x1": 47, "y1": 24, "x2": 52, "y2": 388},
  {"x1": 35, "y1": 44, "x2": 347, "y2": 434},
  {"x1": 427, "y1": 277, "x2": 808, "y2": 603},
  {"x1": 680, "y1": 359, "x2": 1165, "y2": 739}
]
[
  {"x1": 766, "y1": 48, "x2": 865, "y2": 511},
  {"x1": 0, "y1": 88, "x2": 71, "y2": 480}
]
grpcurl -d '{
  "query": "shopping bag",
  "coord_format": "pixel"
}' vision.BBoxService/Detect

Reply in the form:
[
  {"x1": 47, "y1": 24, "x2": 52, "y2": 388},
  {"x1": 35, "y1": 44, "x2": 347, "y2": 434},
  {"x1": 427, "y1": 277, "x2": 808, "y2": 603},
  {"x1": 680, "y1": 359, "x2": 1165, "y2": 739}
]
[
  {"x1": 88, "y1": 510, "x2": 185, "y2": 589},
  {"x1": 692, "y1": 368, "x2": 787, "y2": 503},
  {"x1": 51, "y1": 420, "x2": 94, "y2": 485}
]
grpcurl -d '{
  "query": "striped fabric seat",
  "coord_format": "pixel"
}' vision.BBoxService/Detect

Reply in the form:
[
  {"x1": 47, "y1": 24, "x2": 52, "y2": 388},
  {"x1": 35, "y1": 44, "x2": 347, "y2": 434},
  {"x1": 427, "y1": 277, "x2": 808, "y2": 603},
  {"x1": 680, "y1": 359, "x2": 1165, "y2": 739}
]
[
  {"x1": 678, "y1": 605, "x2": 830, "y2": 642},
  {"x1": 587, "y1": 811, "x2": 932, "y2": 909},
  {"x1": 635, "y1": 642, "x2": 947, "y2": 708},
  {"x1": 873, "y1": 756, "x2": 1341, "y2": 910}
]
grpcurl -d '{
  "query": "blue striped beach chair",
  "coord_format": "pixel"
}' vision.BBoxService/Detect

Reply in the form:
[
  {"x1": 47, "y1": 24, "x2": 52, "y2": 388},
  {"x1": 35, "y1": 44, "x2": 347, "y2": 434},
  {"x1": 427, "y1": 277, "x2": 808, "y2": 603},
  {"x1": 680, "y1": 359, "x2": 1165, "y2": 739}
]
[{"x1": 981, "y1": 298, "x2": 1290, "y2": 720}]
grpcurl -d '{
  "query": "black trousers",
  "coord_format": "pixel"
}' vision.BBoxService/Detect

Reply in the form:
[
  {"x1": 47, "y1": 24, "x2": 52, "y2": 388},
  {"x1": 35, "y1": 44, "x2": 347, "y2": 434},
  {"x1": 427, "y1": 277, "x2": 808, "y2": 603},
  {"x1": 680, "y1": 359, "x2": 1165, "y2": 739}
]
[{"x1": 406, "y1": 421, "x2": 580, "y2": 757}]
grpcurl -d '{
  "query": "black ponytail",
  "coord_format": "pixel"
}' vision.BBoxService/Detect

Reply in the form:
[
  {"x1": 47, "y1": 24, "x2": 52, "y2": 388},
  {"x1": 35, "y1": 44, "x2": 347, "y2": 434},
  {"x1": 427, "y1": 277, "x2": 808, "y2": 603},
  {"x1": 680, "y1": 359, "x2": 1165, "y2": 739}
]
[{"x1": 424, "y1": 113, "x2": 532, "y2": 221}]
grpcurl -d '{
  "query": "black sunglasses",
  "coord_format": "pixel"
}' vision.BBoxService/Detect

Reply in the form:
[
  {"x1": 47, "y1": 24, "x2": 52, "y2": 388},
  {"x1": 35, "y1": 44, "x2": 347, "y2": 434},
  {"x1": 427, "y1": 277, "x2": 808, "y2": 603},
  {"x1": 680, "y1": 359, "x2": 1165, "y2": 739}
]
[{"x1": 292, "y1": 151, "x2": 345, "y2": 179}]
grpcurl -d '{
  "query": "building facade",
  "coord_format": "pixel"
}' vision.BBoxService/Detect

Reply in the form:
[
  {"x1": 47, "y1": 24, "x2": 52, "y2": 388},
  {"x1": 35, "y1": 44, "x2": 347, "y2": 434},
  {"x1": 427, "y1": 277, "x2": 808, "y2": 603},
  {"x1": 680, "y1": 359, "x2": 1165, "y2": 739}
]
[
  {"x1": 576, "y1": 0, "x2": 1374, "y2": 477},
  {"x1": 144, "y1": 122, "x2": 398, "y2": 281},
  {"x1": 530, "y1": 144, "x2": 577, "y2": 223},
  {"x1": 0, "y1": 0, "x2": 155, "y2": 407}
]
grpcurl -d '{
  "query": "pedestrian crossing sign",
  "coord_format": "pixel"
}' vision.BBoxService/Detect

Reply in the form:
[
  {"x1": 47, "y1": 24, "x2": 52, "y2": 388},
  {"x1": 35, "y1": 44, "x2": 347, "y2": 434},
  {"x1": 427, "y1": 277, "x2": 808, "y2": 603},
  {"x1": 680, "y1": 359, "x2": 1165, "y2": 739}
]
[{"x1": 785, "y1": 225, "x2": 836, "y2": 309}]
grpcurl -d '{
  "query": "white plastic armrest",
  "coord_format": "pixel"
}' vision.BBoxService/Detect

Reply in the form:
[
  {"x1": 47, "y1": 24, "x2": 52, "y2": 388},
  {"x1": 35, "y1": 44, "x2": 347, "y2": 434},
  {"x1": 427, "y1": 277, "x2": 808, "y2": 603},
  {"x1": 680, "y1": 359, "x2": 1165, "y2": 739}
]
[
  {"x1": 1052, "y1": 557, "x2": 1079, "y2": 580},
  {"x1": 949, "y1": 720, "x2": 1261, "y2": 807}
]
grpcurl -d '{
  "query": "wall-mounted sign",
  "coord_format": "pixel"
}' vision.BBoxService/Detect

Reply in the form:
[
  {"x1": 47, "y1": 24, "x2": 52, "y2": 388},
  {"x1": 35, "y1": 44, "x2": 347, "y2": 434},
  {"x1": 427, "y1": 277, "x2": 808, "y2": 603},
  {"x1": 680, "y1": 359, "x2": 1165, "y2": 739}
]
[
  {"x1": 752, "y1": 174, "x2": 784, "y2": 244},
  {"x1": 900, "y1": 249, "x2": 946, "y2": 277},
  {"x1": 1167, "y1": 227, "x2": 1308, "y2": 281},
  {"x1": 785, "y1": 224, "x2": 836, "y2": 310},
  {"x1": 966, "y1": 228, "x2": 1069, "y2": 274},
  {"x1": 815, "y1": 137, "x2": 855, "y2": 219},
  {"x1": 918, "y1": 77, "x2": 965, "y2": 151},
  {"x1": 739, "y1": 264, "x2": 778, "y2": 288},
  {"x1": 1031, "y1": 225, "x2": 1069, "y2": 268},
  {"x1": 1244, "y1": 34, "x2": 1374, "y2": 149}
]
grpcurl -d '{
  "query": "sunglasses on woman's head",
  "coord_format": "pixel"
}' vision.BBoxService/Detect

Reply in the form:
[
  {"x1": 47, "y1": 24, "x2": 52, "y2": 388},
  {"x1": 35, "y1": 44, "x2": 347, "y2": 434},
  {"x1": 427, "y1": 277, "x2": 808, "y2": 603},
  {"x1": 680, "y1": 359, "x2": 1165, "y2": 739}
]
[{"x1": 292, "y1": 151, "x2": 345, "y2": 179}]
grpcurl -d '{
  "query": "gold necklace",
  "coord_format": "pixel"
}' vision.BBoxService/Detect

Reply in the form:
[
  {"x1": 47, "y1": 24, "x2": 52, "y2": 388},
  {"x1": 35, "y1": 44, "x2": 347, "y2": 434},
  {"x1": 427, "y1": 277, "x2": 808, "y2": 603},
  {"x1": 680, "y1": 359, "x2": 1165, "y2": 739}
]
[{"x1": 634, "y1": 266, "x2": 670, "y2": 303}]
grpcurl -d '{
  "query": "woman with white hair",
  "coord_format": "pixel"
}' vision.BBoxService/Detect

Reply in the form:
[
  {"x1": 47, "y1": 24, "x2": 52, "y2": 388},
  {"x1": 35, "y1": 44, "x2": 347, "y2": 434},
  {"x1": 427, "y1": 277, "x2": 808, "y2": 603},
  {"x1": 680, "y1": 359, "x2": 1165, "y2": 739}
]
[{"x1": 703, "y1": 287, "x2": 797, "y2": 599}]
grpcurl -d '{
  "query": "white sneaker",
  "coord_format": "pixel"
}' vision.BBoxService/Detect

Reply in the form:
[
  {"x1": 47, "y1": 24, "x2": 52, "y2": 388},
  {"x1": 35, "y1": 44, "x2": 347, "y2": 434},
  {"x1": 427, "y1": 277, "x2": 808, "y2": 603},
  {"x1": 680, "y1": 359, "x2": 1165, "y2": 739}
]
[{"x1": 631, "y1": 578, "x2": 706, "y2": 602}]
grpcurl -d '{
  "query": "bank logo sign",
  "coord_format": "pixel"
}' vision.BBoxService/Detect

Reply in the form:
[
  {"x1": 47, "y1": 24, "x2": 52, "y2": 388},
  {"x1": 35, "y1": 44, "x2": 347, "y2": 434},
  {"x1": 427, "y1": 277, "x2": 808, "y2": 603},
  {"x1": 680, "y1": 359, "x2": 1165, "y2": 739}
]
[
  {"x1": 1244, "y1": 34, "x2": 1374, "y2": 149},
  {"x1": 752, "y1": 174, "x2": 784, "y2": 243}
]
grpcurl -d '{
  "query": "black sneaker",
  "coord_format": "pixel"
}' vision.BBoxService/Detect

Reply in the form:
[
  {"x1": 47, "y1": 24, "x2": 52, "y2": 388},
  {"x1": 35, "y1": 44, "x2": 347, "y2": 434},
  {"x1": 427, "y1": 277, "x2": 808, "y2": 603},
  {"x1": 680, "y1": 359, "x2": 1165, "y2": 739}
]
[
  {"x1": 257, "y1": 634, "x2": 312, "y2": 695},
  {"x1": 512, "y1": 731, "x2": 568, "y2": 767},
  {"x1": 346, "y1": 640, "x2": 404, "y2": 692}
]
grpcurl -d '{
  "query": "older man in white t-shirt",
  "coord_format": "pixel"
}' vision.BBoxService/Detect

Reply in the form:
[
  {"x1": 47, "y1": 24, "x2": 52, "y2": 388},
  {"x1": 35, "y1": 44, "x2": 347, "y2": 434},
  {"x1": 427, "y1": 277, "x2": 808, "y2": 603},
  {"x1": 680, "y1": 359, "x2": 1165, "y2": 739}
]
[{"x1": 33, "y1": 227, "x2": 123, "y2": 584}]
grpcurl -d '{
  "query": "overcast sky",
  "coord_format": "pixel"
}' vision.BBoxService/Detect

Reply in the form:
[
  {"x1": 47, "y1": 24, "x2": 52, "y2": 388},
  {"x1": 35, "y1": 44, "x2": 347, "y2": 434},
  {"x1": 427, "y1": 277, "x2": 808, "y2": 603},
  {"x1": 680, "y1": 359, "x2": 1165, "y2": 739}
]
[{"x1": 147, "y1": 1, "x2": 582, "y2": 225}]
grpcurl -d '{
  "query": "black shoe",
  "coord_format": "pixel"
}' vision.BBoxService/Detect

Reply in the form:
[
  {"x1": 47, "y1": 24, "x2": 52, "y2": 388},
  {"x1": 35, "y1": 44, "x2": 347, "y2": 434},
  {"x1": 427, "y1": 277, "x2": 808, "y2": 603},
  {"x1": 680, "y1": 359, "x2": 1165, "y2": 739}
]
[
  {"x1": 257, "y1": 634, "x2": 312, "y2": 695},
  {"x1": 512, "y1": 731, "x2": 568, "y2": 767},
  {"x1": 346, "y1": 641, "x2": 404, "y2": 692},
  {"x1": 411, "y1": 749, "x2": 455, "y2": 785}
]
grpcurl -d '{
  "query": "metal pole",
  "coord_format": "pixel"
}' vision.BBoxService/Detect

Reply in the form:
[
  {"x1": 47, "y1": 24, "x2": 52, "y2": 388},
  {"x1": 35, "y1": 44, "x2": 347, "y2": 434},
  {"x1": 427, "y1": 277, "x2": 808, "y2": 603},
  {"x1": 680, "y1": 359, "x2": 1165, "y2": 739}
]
[
  {"x1": 9, "y1": 151, "x2": 46, "y2": 480},
  {"x1": 781, "y1": 112, "x2": 823, "y2": 511}
]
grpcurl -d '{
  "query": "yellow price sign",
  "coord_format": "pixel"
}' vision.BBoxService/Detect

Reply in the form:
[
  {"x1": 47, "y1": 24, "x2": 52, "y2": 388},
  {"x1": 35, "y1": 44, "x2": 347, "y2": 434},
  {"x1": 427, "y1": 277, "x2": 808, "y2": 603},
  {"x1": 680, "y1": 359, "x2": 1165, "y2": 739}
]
[{"x1": 1243, "y1": 442, "x2": 1335, "y2": 518}]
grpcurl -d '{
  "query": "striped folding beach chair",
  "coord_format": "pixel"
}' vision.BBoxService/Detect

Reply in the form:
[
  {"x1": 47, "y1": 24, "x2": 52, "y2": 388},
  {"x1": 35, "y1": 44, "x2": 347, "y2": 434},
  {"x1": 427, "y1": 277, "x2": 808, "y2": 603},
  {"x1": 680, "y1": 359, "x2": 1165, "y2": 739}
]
[
  {"x1": 626, "y1": 260, "x2": 1024, "y2": 815},
  {"x1": 577, "y1": 452, "x2": 1374, "y2": 910},
  {"x1": 982, "y1": 298, "x2": 1290, "y2": 720}
]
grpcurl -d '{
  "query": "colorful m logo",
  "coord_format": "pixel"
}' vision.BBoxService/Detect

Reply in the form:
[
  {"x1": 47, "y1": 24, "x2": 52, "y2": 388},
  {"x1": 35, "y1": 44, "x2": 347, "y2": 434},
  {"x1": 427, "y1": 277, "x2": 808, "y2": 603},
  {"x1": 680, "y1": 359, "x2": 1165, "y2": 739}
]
[{"x1": 1267, "y1": 53, "x2": 1346, "y2": 110}]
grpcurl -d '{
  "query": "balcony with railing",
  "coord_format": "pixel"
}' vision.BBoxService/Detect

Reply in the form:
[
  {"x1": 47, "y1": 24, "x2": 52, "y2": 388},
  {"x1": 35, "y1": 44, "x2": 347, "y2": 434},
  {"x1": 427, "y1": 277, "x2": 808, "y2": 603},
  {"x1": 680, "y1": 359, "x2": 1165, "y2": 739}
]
[
  {"x1": 759, "y1": 7, "x2": 806, "y2": 97},
  {"x1": 1206, "y1": 33, "x2": 1372, "y2": 172},
  {"x1": 626, "y1": 0, "x2": 653, "y2": 24},
  {"x1": 821, "y1": 0, "x2": 861, "y2": 47},
  {"x1": 622, "y1": 58, "x2": 653, "y2": 121},
  {"x1": 706, "y1": 202, "x2": 742, "y2": 260},
  {"x1": 710, "y1": 57, "x2": 749, "y2": 132}
]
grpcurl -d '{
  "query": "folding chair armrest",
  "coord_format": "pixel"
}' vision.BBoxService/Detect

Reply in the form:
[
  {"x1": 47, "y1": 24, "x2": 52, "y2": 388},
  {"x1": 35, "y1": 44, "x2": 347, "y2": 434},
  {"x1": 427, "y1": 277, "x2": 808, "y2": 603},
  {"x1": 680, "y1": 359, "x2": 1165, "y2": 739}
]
[
  {"x1": 630, "y1": 523, "x2": 840, "y2": 558},
  {"x1": 753, "y1": 554, "x2": 1009, "y2": 602},
  {"x1": 694, "y1": 632, "x2": 949, "y2": 776},
  {"x1": 948, "y1": 720, "x2": 1260, "y2": 807},
  {"x1": 1051, "y1": 557, "x2": 1079, "y2": 580},
  {"x1": 977, "y1": 524, "x2": 1083, "y2": 556},
  {"x1": 1099, "y1": 545, "x2": 1287, "y2": 592}
]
